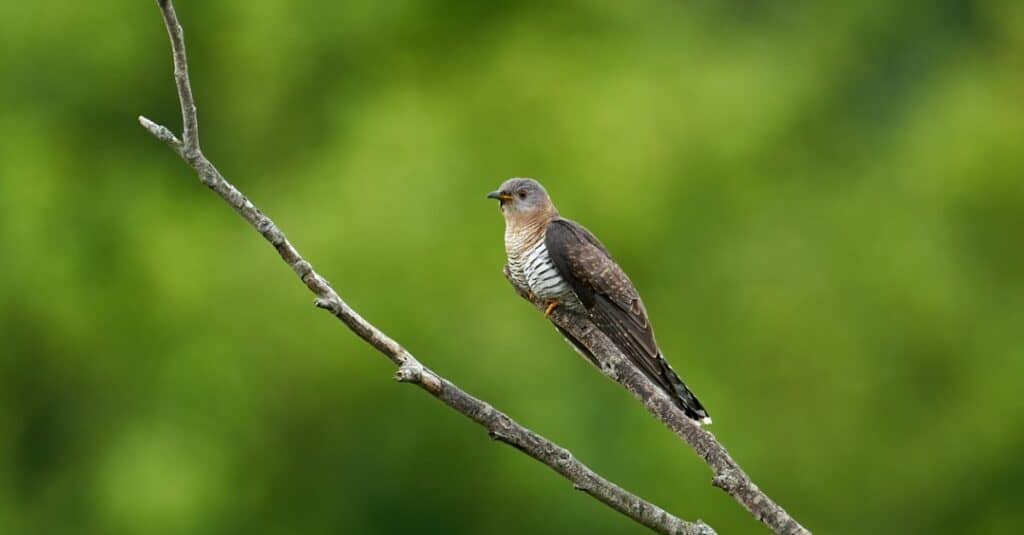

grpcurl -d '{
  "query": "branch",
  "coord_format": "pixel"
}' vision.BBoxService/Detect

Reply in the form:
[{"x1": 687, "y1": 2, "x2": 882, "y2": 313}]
[
  {"x1": 510, "y1": 277, "x2": 811, "y2": 534},
  {"x1": 139, "y1": 2, "x2": 714, "y2": 534}
]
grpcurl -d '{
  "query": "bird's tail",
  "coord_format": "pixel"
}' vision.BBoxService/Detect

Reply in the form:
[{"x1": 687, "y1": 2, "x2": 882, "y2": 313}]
[
  {"x1": 657, "y1": 356, "x2": 712, "y2": 425},
  {"x1": 553, "y1": 321, "x2": 712, "y2": 425}
]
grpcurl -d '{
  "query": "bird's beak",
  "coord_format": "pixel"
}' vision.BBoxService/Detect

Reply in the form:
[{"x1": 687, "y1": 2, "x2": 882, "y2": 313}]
[{"x1": 487, "y1": 191, "x2": 513, "y2": 201}]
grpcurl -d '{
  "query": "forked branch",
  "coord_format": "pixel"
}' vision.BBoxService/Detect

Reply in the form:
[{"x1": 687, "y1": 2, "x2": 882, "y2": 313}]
[{"x1": 139, "y1": 2, "x2": 714, "y2": 534}]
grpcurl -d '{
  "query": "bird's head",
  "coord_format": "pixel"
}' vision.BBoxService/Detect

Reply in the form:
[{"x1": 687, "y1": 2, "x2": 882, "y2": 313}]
[{"x1": 487, "y1": 178, "x2": 557, "y2": 224}]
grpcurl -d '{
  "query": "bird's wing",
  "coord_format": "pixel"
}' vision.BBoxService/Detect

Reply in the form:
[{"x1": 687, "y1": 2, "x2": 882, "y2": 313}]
[
  {"x1": 545, "y1": 217, "x2": 710, "y2": 422},
  {"x1": 544, "y1": 218, "x2": 672, "y2": 392}
]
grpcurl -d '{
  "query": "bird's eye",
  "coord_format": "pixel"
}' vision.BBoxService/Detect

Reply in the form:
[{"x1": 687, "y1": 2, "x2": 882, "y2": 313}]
[{"x1": 517, "y1": 190, "x2": 528, "y2": 199}]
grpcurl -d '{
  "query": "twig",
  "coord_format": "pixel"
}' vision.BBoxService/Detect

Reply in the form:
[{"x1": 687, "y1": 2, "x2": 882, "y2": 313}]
[
  {"x1": 511, "y1": 278, "x2": 811, "y2": 534},
  {"x1": 138, "y1": 2, "x2": 714, "y2": 534}
]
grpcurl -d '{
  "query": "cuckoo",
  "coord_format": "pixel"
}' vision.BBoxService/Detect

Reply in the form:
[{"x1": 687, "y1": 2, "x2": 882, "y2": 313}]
[{"x1": 488, "y1": 178, "x2": 711, "y2": 424}]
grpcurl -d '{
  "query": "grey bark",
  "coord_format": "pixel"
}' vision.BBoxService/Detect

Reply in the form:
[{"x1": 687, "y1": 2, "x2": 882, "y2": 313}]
[{"x1": 138, "y1": 2, "x2": 716, "y2": 534}]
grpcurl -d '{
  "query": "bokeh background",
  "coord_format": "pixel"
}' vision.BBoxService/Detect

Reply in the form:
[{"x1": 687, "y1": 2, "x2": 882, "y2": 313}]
[{"x1": 2, "y1": 1, "x2": 1023, "y2": 533}]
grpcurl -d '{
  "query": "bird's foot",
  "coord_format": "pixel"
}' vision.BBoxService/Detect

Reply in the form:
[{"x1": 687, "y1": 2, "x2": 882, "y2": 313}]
[{"x1": 544, "y1": 299, "x2": 560, "y2": 318}]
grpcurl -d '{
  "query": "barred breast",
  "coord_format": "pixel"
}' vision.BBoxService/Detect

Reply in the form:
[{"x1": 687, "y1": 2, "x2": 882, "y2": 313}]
[{"x1": 507, "y1": 236, "x2": 575, "y2": 303}]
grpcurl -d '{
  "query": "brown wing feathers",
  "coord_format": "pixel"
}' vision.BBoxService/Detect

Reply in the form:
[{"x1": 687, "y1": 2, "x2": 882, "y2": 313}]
[{"x1": 545, "y1": 218, "x2": 710, "y2": 422}]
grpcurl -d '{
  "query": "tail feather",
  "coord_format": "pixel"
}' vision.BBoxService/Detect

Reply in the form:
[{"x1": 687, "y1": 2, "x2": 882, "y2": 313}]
[
  {"x1": 657, "y1": 357, "x2": 712, "y2": 425},
  {"x1": 552, "y1": 320, "x2": 712, "y2": 426}
]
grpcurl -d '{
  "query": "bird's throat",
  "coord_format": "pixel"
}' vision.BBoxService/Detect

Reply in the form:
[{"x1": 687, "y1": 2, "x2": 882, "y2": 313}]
[{"x1": 503, "y1": 216, "x2": 548, "y2": 259}]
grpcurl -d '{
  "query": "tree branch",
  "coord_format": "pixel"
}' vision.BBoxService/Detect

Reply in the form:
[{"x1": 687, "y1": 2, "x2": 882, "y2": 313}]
[
  {"x1": 511, "y1": 278, "x2": 811, "y2": 534},
  {"x1": 138, "y1": 2, "x2": 715, "y2": 534}
]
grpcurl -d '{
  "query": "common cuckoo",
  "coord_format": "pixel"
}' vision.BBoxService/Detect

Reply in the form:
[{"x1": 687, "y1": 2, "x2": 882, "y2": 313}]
[{"x1": 488, "y1": 178, "x2": 711, "y2": 424}]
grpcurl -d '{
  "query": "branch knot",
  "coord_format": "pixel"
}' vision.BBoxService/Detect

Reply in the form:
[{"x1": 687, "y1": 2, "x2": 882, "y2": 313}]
[
  {"x1": 712, "y1": 469, "x2": 742, "y2": 492},
  {"x1": 394, "y1": 362, "x2": 424, "y2": 384}
]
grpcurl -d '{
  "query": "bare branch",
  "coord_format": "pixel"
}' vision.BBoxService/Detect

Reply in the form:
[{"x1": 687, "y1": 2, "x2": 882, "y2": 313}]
[
  {"x1": 156, "y1": 0, "x2": 198, "y2": 155},
  {"x1": 139, "y1": 2, "x2": 715, "y2": 534},
  {"x1": 139, "y1": 115, "x2": 182, "y2": 152},
  {"x1": 511, "y1": 282, "x2": 812, "y2": 535}
]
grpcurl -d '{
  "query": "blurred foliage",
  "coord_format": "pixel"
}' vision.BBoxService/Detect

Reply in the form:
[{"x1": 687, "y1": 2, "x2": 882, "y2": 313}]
[{"x1": 2, "y1": 0, "x2": 1023, "y2": 533}]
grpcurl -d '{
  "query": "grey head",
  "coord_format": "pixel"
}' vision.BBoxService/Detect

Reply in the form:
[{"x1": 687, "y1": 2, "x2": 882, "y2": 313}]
[{"x1": 486, "y1": 178, "x2": 557, "y2": 221}]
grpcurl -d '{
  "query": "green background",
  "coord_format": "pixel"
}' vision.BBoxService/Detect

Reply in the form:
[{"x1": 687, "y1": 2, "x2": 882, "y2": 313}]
[{"x1": 2, "y1": 1, "x2": 1022, "y2": 533}]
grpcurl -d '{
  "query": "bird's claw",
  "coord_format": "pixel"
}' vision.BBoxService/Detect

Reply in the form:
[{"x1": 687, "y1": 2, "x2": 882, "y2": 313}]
[{"x1": 544, "y1": 300, "x2": 559, "y2": 318}]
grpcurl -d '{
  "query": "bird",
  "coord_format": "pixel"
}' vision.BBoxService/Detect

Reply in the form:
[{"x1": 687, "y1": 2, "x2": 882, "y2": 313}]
[{"x1": 487, "y1": 178, "x2": 711, "y2": 425}]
